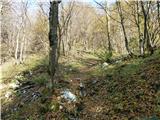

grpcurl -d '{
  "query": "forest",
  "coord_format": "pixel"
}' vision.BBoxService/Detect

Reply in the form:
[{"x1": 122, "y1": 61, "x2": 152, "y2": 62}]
[{"x1": 1, "y1": 0, "x2": 160, "y2": 119}]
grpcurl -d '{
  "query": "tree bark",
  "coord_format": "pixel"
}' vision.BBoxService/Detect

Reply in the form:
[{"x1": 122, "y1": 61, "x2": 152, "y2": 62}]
[
  {"x1": 49, "y1": 0, "x2": 61, "y2": 90},
  {"x1": 157, "y1": 1, "x2": 160, "y2": 26}
]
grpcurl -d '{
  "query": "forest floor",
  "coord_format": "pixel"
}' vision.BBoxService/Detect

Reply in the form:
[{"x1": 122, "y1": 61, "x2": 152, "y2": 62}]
[{"x1": 1, "y1": 49, "x2": 160, "y2": 120}]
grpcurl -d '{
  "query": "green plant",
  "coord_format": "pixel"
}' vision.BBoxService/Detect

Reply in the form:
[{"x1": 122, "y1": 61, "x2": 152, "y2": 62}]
[
  {"x1": 95, "y1": 50, "x2": 112, "y2": 63},
  {"x1": 33, "y1": 73, "x2": 49, "y2": 86}
]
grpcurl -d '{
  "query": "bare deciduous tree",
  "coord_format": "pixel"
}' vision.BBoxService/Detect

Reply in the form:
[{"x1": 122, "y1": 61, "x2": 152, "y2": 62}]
[
  {"x1": 116, "y1": 1, "x2": 133, "y2": 56},
  {"x1": 95, "y1": 0, "x2": 112, "y2": 54}
]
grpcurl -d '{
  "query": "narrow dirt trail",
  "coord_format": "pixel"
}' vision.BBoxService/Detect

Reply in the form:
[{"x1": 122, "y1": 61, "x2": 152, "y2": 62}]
[{"x1": 63, "y1": 58, "x2": 100, "y2": 92}]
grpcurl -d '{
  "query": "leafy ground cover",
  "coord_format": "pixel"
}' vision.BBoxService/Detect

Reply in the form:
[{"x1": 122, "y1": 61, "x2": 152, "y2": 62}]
[{"x1": 1, "y1": 50, "x2": 160, "y2": 120}]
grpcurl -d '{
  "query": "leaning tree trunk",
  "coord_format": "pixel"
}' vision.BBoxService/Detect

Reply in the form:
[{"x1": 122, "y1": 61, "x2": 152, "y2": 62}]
[
  {"x1": 105, "y1": 2, "x2": 112, "y2": 54},
  {"x1": 49, "y1": 0, "x2": 61, "y2": 90},
  {"x1": 116, "y1": 1, "x2": 133, "y2": 57}
]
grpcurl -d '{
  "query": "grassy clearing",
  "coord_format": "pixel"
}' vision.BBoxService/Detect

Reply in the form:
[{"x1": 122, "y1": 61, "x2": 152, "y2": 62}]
[{"x1": 1, "y1": 54, "x2": 49, "y2": 84}]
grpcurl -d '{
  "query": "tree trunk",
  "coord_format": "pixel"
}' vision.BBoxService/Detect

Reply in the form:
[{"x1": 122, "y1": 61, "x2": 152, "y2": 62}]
[
  {"x1": 49, "y1": 0, "x2": 61, "y2": 90},
  {"x1": 62, "y1": 37, "x2": 65, "y2": 56},
  {"x1": 23, "y1": 36, "x2": 27, "y2": 61},
  {"x1": 15, "y1": 30, "x2": 20, "y2": 64},
  {"x1": 116, "y1": 1, "x2": 133, "y2": 56},
  {"x1": 157, "y1": 1, "x2": 160, "y2": 26},
  {"x1": 141, "y1": 1, "x2": 152, "y2": 55},
  {"x1": 135, "y1": 1, "x2": 144, "y2": 56},
  {"x1": 57, "y1": 26, "x2": 62, "y2": 60},
  {"x1": 106, "y1": 2, "x2": 112, "y2": 54},
  {"x1": 19, "y1": 34, "x2": 25, "y2": 63}
]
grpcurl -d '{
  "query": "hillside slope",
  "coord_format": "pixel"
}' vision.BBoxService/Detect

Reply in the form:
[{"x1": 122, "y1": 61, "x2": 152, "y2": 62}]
[
  {"x1": 80, "y1": 52, "x2": 160, "y2": 119},
  {"x1": 1, "y1": 50, "x2": 160, "y2": 120}
]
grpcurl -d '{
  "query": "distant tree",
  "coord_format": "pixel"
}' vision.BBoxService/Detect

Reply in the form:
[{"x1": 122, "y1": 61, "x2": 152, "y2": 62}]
[
  {"x1": 58, "y1": 1, "x2": 75, "y2": 56},
  {"x1": 31, "y1": 6, "x2": 49, "y2": 53},
  {"x1": 1, "y1": 0, "x2": 13, "y2": 63},
  {"x1": 140, "y1": 1, "x2": 159, "y2": 55},
  {"x1": 116, "y1": 1, "x2": 133, "y2": 57},
  {"x1": 14, "y1": 1, "x2": 30, "y2": 64},
  {"x1": 95, "y1": 0, "x2": 112, "y2": 55},
  {"x1": 125, "y1": 1, "x2": 143, "y2": 56}
]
